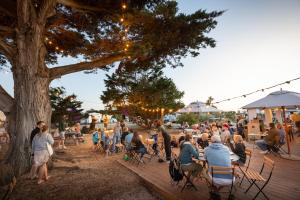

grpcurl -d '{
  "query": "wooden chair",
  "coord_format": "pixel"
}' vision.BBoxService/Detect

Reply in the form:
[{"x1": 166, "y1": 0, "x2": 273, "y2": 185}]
[
  {"x1": 209, "y1": 166, "x2": 236, "y2": 199},
  {"x1": 239, "y1": 149, "x2": 252, "y2": 186},
  {"x1": 180, "y1": 165, "x2": 198, "y2": 192},
  {"x1": 241, "y1": 156, "x2": 275, "y2": 200}
]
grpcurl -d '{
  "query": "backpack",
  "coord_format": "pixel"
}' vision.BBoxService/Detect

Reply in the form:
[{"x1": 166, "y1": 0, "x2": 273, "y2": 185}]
[{"x1": 169, "y1": 157, "x2": 183, "y2": 182}]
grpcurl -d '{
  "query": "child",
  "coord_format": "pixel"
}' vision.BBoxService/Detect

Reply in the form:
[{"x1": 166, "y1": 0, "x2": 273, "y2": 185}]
[
  {"x1": 92, "y1": 129, "x2": 99, "y2": 151},
  {"x1": 150, "y1": 131, "x2": 159, "y2": 155}
]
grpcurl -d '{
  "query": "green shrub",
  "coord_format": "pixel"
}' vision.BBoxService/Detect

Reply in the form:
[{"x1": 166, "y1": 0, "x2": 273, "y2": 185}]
[{"x1": 177, "y1": 113, "x2": 198, "y2": 125}]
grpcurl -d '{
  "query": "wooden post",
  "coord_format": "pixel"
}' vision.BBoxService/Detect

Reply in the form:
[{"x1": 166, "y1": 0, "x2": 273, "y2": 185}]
[{"x1": 282, "y1": 106, "x2": 291, "y2": 154}]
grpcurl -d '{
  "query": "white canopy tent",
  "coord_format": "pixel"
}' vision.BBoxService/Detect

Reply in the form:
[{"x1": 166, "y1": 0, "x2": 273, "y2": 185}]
[
  {"x1": 243, "y1": 90, "x2": 300, "y2": 110},
  {"x1": 177, "y1": 101, "x2": 222, "y2": 114},
  {"x1": 242, "y1": 90, "x2": 300, "y2": 159}
]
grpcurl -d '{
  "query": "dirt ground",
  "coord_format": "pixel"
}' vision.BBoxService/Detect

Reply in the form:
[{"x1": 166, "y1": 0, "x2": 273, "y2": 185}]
[{"x1": 7, "y1": 134, "x2": 161, "y2": 200}]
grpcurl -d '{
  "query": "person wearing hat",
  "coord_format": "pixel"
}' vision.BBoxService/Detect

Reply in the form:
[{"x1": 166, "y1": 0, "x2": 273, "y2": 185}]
[{"x1": 220, "y1": 123, "x2": 231, "y2": 144}]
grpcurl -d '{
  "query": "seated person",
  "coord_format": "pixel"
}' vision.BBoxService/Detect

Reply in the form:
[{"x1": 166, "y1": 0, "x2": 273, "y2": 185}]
[
  {"x1": 178, "y1": 135, "x2": 186, "y2": 146},
  {"x1": 131, "y1": 131, "x2": 147, "y2": 159},
  {"x1": 204, "y1": 135, "x2": 233, "y2": 186},
  {"x1": 124, "y1": 130, "x2": 134, "y2": 150},
  {"x1": 228, "y1": 135, "x2": 246, "y2": 165},
  {"x1": 100, "y1": 128, "x2": 106, "y2": 147},
  {"x1": 179, "y1": 133, "x2": 202, "y2": 177},
  {"x1": 197, "y1": 133, "x2": 209, "y2": 149},
  {"x1": 121, "y1": 127, "x2": 130, "y2": 145},
  {"x1": 237, "y1": 123, "x2": 245, "y2": 138},
  {"x1": 255, "y1": 123, "x2": 280, "y2": 154},
  {"x1": 92, "y1": 129, "x2": 99, "y2": 151},
  {"x1": 73, "y1": 123, "x2": 84, "y2": 144},
  {"x1": 220, "y1": 124, "x2": 231, "y2": 144},
  {"x1": 276, "y1": 123, "x2": 286, "y2": 145},
  {"x1": 150, "y1": 131, "x2": 159, "y2": 155}
]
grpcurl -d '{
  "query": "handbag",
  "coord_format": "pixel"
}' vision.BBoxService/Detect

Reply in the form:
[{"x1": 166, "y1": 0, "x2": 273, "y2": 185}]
[
  {"x1": 46, "y1": 133, "x2": 54, "y2": 156},
  {"x1": 46, "y1": 142, "x2": 53, "y2": 156}
]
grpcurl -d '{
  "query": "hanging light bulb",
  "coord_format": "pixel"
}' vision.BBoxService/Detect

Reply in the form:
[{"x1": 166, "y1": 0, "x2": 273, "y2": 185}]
[
  {"x1": 122, "y1": 4, "x2": 127, "y2": 9},
  {"x1": 55, "y1": 46, "x2": 59, "y2": 50},
  {"x1": 45, "y1": 37, "x2": 48, "y2": 41},
  {"x1": 48, "y1": 41, "x2": 52, "y2": 45},
  {"x1": 120, "y1": 18, "x2": 124, "y2": 22},
  {"x1": 60, "y1": 50, "x2": 64, "y2": 53},
  {"x1": 125, "y1": 28, "x2": 128, "y2": 32},
  {"x1": 126, "y1": 43, "x2": 129, "y2": 48}
]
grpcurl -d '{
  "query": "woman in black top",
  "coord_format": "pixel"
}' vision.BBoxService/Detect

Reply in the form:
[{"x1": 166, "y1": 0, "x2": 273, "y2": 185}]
[
  {"x1": 131, "y1": 131, "x2": 147, "y2": 158},
  {"x1": 229, "y1": 134, "x2": 246, "y2": 165}
]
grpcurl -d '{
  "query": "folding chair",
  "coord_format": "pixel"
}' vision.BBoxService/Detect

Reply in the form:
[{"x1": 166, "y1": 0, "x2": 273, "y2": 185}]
[
  {"x1": 115, "y1": 143, "x2": 125, "y2": 153},
  {"x1": 242, "y1": 156, "x2": 275, "y2": 200},
  {"x1": 208, "y1": 166, "x2": 236, "y2": 199},
  {"x1": 96, "y1": 141, "x2": 105, "y2": 153},
  {"x1": 181, "y1": 165, "x2": 198, "y2": 192},
  {"x1": 158, "y1": 140, "x2": 166, "y2": 159},
  {"x1": 128, "y1": 145, "x2": 145, "y2": 166},
  {"x1": 266, "y1": 135, "x2": 282, "y2": 156},
  {"x1": 239, "y1": 149, "x2": 252, "y2": 186}
]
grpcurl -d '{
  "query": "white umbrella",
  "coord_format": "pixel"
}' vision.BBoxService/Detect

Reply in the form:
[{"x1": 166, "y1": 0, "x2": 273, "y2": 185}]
[
  {"x1": 243, "y1": 90, "x2": 300, "y2": 160},
  {"x1": 177, "y1": 101, "x2": 222, "y2": 113},
  {"x1": 243, "y1": 90, "x2": 300, "y2": 109}
]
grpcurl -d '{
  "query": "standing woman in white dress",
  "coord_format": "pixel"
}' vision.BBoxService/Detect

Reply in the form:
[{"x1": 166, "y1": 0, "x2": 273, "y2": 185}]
[{"x1": 30, "y1": 125, "x2": 54, "y2": 184}]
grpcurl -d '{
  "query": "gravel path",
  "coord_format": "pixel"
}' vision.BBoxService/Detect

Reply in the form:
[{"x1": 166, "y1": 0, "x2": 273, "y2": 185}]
[{"x1": 9, "y1": 135, "x2": 160, "y2": 200}]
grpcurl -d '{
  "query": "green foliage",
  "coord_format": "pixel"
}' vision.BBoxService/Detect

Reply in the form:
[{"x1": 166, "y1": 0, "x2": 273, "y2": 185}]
[
  {"x1": 0, "y1": 1, "x2": 223, "y2": 75},
  {"x1": 199, "y1": 114, "x2": 210, "y2": 122},
  {"x1": 223, "y1": 111, "x2": 236, "y2": 121},
  {"x1": 177, "y1": 113, "x2": 198, "y2": 126},
  {"x1": 101, "y1": 69, "x2": 184, "y2": 119},
  {"x1": 50, "y1": 87, "x2": 86, "y2": 126},
  {"x1": 205, "y1": 96, "x2": 215, "y2": 107}
]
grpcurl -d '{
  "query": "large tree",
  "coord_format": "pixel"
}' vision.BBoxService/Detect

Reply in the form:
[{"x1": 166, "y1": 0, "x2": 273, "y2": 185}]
[
  {"x1": 0, "y1": 0, "x2": 222, "y2": 175},
  {"x1": 50, "y1": 86, "x2": 85, "y2": 126},
  {"x1": 101, "y1": 69, "x2": 184, "y2": 119}
]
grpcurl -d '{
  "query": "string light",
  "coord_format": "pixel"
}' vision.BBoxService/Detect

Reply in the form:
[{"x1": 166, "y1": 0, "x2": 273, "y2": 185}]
[
  {"x1": 48, "y1": 41, "x2": 52, "y2": 45},
  {"x1": 212, "y1": 76, "x2": 300, "y2": 105}
]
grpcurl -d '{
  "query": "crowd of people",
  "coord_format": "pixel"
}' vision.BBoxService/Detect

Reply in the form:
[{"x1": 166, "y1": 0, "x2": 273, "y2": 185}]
[{"x1": 25, "y1": 111, "x2": 291, "y2": 188}]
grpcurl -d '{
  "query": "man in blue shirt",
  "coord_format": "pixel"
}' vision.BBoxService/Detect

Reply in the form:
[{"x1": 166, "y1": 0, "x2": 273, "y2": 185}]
[{"x1": 204, "y1": 135, "x2": 233, "y2": 185}]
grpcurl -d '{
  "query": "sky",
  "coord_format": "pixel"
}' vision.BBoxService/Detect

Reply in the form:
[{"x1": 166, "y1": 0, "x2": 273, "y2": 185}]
[{"x1": 1, "y1": 0, "x2": 300, "y2": 111}]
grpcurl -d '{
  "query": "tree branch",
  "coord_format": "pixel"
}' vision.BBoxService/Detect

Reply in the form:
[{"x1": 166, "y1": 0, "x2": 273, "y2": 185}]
[
  {"x1": 0, "y1": 85, "x2": 14, "y2": 114},
  {"x1": 49, "y1": 54, "x2": 126, "y2": 80},
  {"x1": 38, "y1": 0, "x2": 57, "y2": 23},
  {"x1": 0, "y1": 39, "x2": 14, "y2": 62},
  {"x1": 57, "y1": 0, "x2": 108, "y2": 12},
  {"x1": 0, "y1": 0, "x2": 16, "y2": 17},
  {"x1": 0, "y1": 26, "x2": 14, "y2": 34}
]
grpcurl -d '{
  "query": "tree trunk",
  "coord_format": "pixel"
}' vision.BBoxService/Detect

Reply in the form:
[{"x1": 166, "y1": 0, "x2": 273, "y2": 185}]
[
  {"x1": 5, "y1": 75, "x2": 51, "y2": 176},
  {"x1": 4, "y1": 0, "x2": 52, "y2": 176}
]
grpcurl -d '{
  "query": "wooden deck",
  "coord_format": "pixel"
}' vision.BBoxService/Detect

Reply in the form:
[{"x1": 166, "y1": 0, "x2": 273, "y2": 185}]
[{"x1": 118, "y1": 138, "x2": 300, "y2": 200}]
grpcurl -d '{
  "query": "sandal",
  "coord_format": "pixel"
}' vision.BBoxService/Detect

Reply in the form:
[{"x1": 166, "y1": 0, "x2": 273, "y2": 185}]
[{"x1": 37, "y1": 179, "x2": 45, "y2": 185}]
